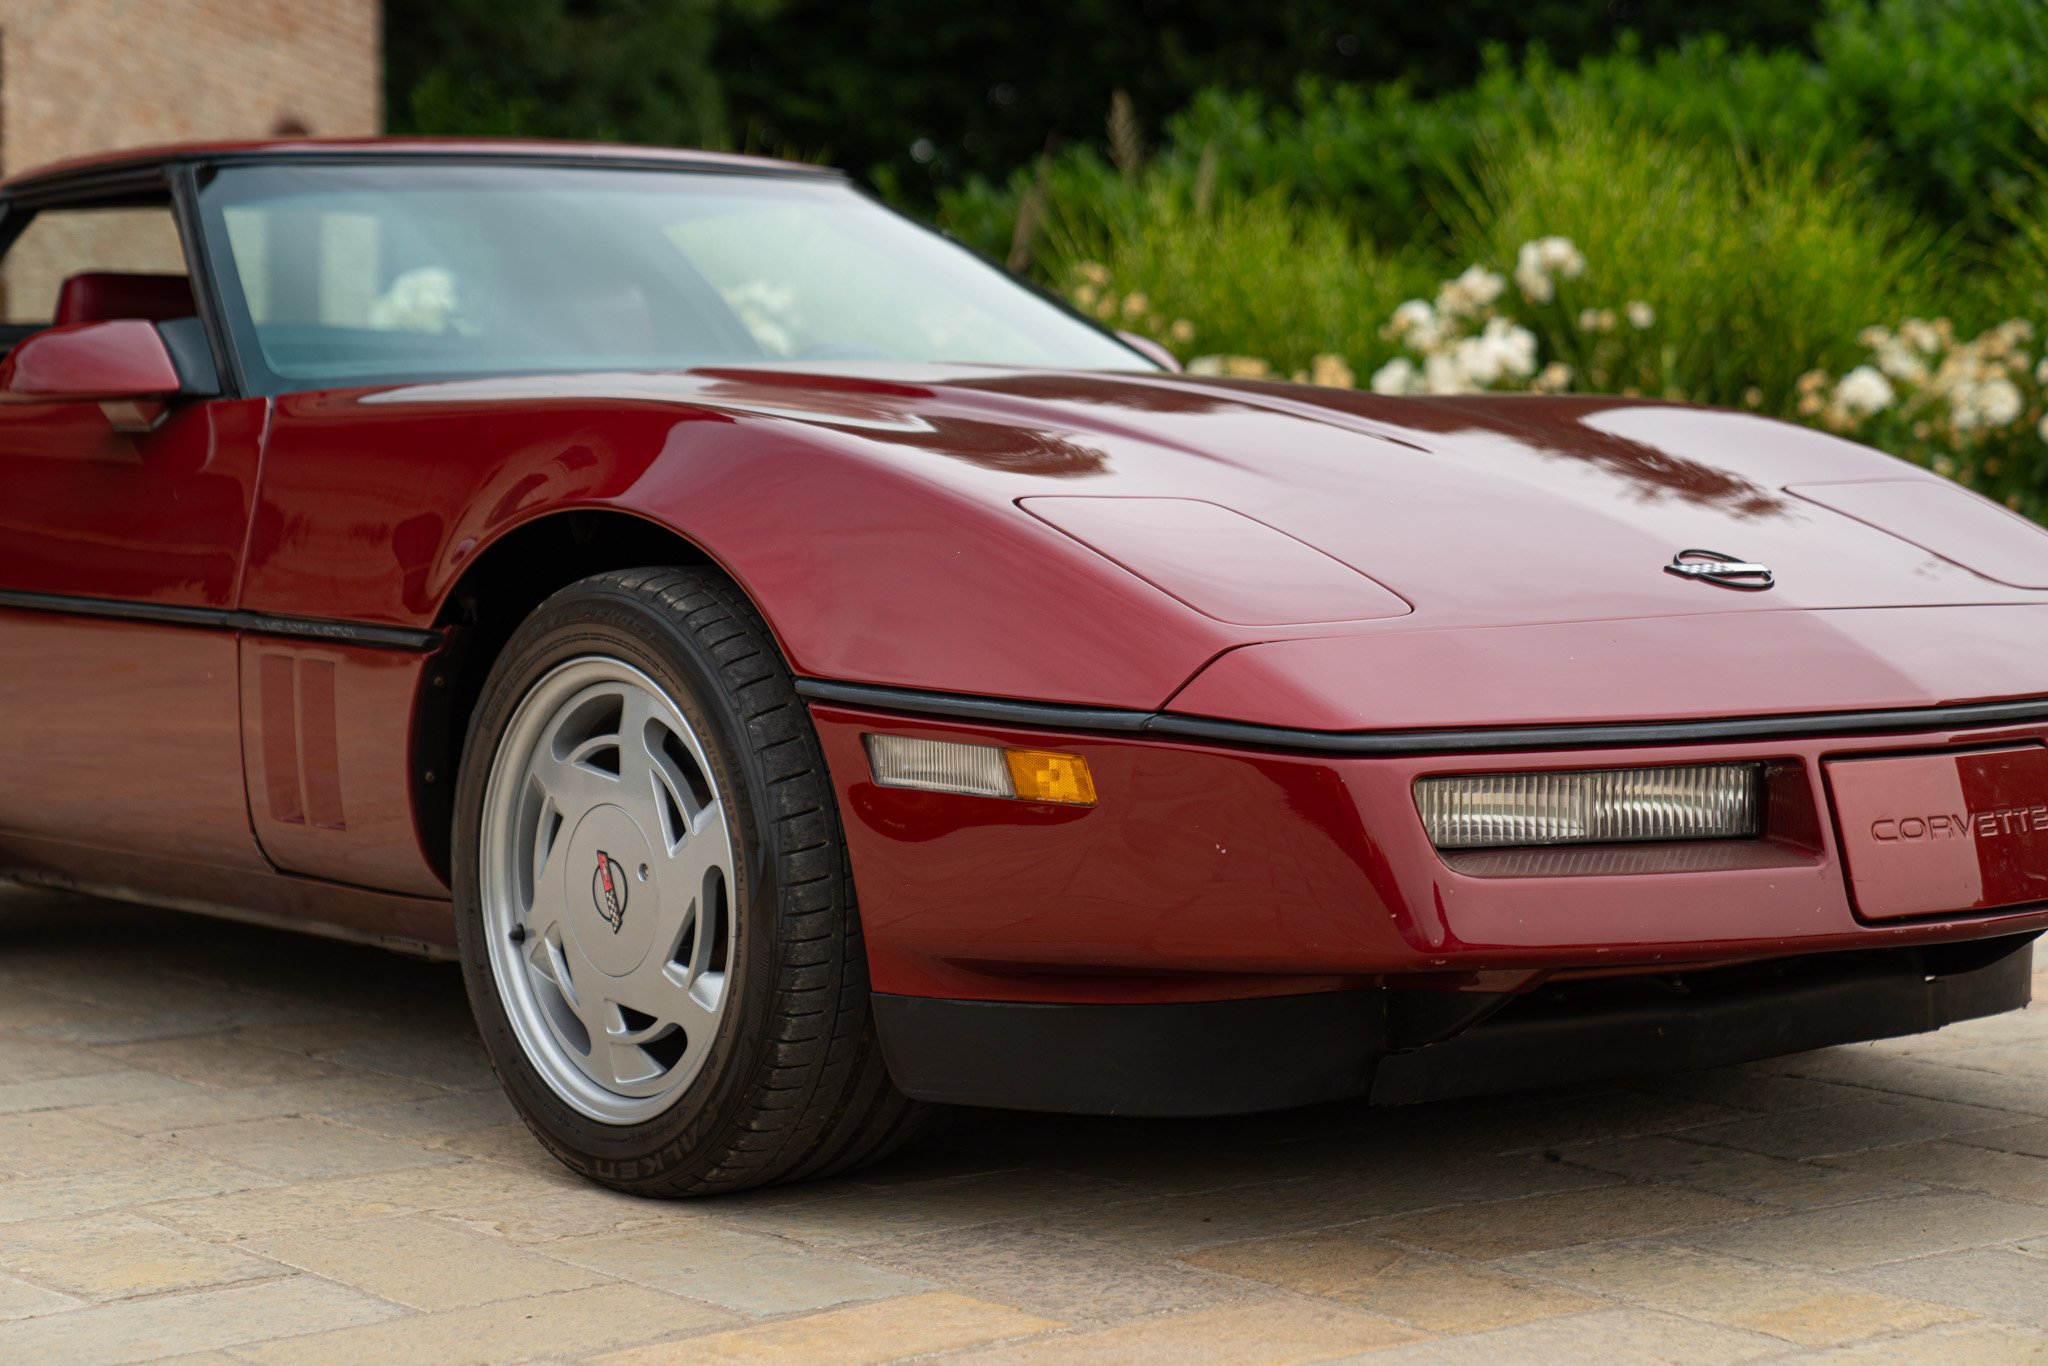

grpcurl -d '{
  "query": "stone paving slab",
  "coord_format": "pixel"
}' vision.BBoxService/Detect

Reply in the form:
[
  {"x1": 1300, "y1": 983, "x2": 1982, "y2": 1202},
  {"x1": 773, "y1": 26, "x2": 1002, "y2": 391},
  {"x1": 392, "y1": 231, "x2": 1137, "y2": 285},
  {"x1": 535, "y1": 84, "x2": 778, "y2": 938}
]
[{"x1": 0, "y1": 887, "x2": 2044, "y2": 1363}]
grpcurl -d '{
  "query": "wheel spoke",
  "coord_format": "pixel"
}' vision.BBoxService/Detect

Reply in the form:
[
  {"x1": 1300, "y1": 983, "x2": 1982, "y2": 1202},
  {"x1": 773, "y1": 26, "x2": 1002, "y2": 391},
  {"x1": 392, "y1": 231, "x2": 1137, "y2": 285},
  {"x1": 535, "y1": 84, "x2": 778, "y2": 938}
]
[
  {"x1": 526, "y1": 743, "x2": 617, "y2": 819},
  {"x1": 616, "y1": 691, "x2": 678, "y2": 845},
  {"x1": 525, "y1": 782, "x2": 566, "y2": 900},
  {"x1": 677, "y1": 962, "x2": 728, "y2": 1017},
  {"x1": 687, "y1": 799, "x2": 730, "y2": 868},
  {"x1": 525, "y1": 924, "x2": 573, "y2": 1001},
  {"x1": 662, "y1": 802, "x2": 728, "y2": 931},
  {"x1": 557, "y1": 933, "x2": 638, "y2": 1085},
  {"x1": 623, "y1": 953, "x2": 724, "y2": 1035},
  {"x1": 521, "y1": 873, "x2": 571, "y2": 966}
]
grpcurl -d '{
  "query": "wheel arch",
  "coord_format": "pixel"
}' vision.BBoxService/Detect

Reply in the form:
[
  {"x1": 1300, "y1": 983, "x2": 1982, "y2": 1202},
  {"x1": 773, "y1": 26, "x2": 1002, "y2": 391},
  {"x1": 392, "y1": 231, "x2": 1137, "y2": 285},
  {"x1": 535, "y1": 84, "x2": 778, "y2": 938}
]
[{"x1": 412, "y1": 507, "x2": 777, "y2": 885}]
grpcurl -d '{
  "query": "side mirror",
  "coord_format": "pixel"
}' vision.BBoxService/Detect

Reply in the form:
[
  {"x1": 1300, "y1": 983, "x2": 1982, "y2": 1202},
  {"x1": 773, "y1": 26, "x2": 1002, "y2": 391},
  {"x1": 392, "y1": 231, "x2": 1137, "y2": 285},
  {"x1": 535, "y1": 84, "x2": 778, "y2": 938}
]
[
  {"x1": 0, "y1": 319, "x2": 186, "y2": 433},
  {"x1": 1116, "y1": 329, "x2": 1183, "y2": 373}
]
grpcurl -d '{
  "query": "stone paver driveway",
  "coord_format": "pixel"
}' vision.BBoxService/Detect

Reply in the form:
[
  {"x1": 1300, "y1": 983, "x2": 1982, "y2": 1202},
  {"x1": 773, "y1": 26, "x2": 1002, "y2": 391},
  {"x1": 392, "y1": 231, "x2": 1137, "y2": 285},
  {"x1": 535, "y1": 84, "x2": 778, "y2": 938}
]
[{"x1": 0, "y1": 885, "x2": 2044, "y2": 1363}]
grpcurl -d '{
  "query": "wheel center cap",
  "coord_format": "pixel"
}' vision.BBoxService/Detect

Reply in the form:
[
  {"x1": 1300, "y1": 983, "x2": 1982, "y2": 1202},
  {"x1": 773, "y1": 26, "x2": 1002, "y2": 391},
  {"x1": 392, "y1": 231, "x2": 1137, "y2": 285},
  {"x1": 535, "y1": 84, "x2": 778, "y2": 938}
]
[{"x1": 563, "y1": 804, "x2": 660, "y2": 977}]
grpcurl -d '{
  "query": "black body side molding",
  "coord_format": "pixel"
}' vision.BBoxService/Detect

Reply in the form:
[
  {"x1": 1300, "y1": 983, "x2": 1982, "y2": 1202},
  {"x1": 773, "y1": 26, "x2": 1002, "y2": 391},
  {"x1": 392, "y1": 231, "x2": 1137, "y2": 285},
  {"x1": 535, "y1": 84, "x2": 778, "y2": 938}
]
[
  {"x1": 798, "y1": 676, "x2": 2048, "y2": 758},
  {"x1": 0, "y1": 589, "x2": 444, "y2": 652}
]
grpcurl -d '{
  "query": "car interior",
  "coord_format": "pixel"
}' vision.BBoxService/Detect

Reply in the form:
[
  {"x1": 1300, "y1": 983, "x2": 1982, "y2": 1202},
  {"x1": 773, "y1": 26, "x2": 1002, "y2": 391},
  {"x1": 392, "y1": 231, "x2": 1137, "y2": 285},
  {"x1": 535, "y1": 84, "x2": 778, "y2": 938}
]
[
  {"x1": 0, "y1": 187, "x2": 197, "y2": 360},
  {"x1": 51, "y1": 270, "x2": 196, "y2": 328}
]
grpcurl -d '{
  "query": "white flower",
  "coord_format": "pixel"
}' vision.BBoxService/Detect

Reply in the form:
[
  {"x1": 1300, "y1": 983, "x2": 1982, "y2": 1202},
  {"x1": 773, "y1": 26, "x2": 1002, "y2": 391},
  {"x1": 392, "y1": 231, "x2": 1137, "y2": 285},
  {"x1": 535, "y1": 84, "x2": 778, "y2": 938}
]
[
  {"x1": 1481, "y1": 317, "x2": 1538, "y2": 379},
  {"x1": 1423, "y1": 351, "x2": 1470, "y2": 394},
  {"x1": 1454, "y1": 335, "x2": 1502, "y2": 386},
  {"x1": 1874, "y1": 340, "x2": 1928, "y2": 385},
  {"x1": 1577, "y1": 307, "x2": 1616, "y2": 334},
  {"x1": 1388, "y1": 298, "x2": 1438, "y2": 344},
  {"x1": 1187, "y1": 355, "x2": 1273, "y2": 379},
  {"x1": 1976, "y1": 377, "x2": 2024, "y2": 428},
  {"x1": 1899, "y1": 318, "x2": 1942, "y2": 354},
  {"x1": 1948, "y1": 375, "x2": 2022, "y2": 433},
  {"x1": 1512, "y1": 236, "x2": 1583, "y2": 305},
  {"x1": 1437, "y1": 265, "x2": 1505, "y2": 317},
  {"x1": 1513, "y1": 241, "x2": 1552, "y2": 303},
  {"x1": 1833, "y1": 365, "x2": 1896, "y2": 417},
  {"x1": 2038, "y1": 412, "x2": 2048, "y2": 444},
  {"x1": 1626, "y1": 300, "x2": 1655, "y2": 329},
  {"x1": 1534, "y1": 235, "x2": 1586, "y2": 278},
  {"x1": 1450, "y1": 318, "x2": 1538, "y2": 388},
  {"x1": 1309, "y1": 353, "x2": 1356, "y2": 388},
  {"x1": 1533, "y1": 361, "x2": 1574, "y2": 393},
  {"x1": 2035, "y1": 356, "x2": 2048, "y2": 386},
  {"x1": 1513, "y1": 260, "x2": 1554, "y2": 304},
  {"x1": 1370, "y1": 356, "x2": 1418, "y2": 394}
]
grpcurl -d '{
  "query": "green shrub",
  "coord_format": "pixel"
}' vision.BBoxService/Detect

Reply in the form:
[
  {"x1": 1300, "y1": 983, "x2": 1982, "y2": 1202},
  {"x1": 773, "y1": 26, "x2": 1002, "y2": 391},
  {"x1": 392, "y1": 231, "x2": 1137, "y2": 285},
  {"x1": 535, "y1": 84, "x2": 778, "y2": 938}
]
[
  {"x1": 935, "y1": 36, "x2": 1849, "y2": 264},
  {"x1": 1039, "y1": 190, "x2": 1442, "y2": 380},
  {"x1": 1446, "y1": 108, "x2": 1950, "y2": 412},
  {"x1": 1818, "y1": 0, "x2": 2048, "y2": 241},
  {"x1": 938, "y1": 1, "x2": 2048, "y2": 267}
]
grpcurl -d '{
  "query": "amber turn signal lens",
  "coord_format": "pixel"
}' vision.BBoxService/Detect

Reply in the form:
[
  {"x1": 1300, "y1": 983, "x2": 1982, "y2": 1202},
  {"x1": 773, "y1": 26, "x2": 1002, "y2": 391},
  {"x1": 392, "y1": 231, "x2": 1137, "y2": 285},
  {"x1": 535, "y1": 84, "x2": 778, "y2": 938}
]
[
  {"x1": 1004, "y1": 748, "x2": 1097, "y2": 807},
  {"x1": 864, "y1": 735, "x2": 1097, "y2": 806}
]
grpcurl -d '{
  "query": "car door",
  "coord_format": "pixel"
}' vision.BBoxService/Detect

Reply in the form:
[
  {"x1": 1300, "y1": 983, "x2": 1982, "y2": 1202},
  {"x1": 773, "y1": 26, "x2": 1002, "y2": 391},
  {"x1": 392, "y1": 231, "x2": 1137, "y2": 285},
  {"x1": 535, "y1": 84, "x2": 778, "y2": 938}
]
[{"x1": 0, "y1": 177, "x2": 271, "y2": 874}]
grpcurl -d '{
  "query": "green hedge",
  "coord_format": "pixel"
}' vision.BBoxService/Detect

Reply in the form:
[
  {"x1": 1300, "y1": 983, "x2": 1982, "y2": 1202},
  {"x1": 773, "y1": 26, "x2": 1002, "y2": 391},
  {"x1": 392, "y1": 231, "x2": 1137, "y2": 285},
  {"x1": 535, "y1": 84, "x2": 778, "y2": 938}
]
[{"x1": 940, "y1": 1, "x2": 2048, "y2": 261}]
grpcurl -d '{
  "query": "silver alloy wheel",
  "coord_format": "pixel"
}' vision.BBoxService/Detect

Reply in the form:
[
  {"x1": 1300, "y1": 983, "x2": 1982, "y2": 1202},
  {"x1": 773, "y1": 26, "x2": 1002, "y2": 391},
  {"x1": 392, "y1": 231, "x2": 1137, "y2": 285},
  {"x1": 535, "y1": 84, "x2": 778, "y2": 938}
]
[{"x1": 479, "y1": 656, "x2": 738, "y2": 1125}]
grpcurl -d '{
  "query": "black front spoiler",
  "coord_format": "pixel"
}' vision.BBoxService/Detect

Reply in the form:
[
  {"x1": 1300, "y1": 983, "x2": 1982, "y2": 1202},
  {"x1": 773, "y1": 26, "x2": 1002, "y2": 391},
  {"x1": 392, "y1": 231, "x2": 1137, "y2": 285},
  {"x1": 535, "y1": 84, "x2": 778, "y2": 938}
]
[{"x1": 872, "y1": 935, "x2": 2037, "y2": 1117}]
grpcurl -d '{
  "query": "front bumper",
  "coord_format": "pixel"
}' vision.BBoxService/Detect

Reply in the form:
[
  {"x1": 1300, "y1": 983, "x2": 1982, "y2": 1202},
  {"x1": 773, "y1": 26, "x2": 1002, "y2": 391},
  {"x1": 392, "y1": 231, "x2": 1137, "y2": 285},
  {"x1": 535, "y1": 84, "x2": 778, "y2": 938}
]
[
  {"x1": 870, "y1": 935, "x2": 2036, "y2": 1114},
  {"x1": 810, "y1": 702, "x2": 2048, "y2": 1003}
]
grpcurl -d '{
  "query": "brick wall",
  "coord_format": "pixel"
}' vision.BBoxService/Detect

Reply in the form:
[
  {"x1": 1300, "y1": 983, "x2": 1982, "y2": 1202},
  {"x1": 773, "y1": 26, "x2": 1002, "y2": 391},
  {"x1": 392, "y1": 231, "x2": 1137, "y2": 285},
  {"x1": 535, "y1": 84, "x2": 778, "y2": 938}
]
[
  {"x1": 0, "y1": 0, "x2": 381, "y2": 174},
  {"x1": 0, "y1": 0, "x2": 381, "y2": 318}
]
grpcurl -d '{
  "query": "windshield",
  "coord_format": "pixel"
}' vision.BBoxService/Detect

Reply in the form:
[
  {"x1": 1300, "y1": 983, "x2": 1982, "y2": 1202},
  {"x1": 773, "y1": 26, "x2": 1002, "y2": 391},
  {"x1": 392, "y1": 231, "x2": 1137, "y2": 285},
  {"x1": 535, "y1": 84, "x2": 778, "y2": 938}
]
[{"x1": 195, "y1": 162, "x2": 1148, "y2": 391}]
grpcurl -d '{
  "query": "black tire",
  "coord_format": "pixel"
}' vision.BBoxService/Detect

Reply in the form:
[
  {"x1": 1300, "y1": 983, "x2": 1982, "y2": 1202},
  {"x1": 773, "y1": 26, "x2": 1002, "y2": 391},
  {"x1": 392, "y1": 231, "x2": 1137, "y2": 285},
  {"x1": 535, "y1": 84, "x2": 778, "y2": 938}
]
[{"x1": 452, "y1": 566, "x2": 924, "y2": 1195}]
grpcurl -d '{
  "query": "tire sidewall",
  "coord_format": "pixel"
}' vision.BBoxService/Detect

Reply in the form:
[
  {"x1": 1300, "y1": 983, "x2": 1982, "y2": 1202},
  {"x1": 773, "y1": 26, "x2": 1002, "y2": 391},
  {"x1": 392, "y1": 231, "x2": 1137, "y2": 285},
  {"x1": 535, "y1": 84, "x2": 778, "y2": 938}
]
[{"x1": 452, "y1": 578, "x2": 786, "y2": 1185}]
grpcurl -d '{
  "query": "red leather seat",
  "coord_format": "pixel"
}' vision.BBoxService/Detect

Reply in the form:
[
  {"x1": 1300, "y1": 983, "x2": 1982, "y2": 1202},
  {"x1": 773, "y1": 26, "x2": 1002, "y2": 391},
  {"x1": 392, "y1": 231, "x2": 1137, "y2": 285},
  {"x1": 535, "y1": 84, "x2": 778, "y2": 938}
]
[{"x1": 53, "y1": 272, "x2": 195, "y2": 327}]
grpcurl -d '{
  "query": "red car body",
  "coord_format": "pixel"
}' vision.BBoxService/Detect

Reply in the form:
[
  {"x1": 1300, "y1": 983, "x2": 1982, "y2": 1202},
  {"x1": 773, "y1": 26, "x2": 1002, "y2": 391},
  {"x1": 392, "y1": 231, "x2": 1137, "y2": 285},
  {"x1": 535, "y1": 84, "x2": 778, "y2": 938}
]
[{"x1": 1, "y1": 139, "x2": 2041, "y2": 1116}]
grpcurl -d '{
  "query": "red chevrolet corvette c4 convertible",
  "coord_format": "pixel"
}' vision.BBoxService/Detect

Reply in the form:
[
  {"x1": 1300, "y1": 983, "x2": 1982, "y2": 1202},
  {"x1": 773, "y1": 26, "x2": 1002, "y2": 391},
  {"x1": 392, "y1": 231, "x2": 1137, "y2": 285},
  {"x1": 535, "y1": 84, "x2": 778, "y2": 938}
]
[{"x1": 2, "y1": 139, "x2": 2043, "y2": 1195}]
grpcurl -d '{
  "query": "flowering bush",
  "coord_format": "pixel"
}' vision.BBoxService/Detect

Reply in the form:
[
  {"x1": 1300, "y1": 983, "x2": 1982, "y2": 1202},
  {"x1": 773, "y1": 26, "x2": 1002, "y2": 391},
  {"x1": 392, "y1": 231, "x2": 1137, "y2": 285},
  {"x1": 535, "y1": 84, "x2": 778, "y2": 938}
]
[
  {"x1": 1800, "y1": 319, "x2": 2048, "y2": 518},
  {"x1": 1367, "y1": 238, "x2": 1668, "y2": 399},
  {"x1": 1060, "y1": 233, "x2": 2048, "y2": 522},
  {"x1": 1063, "y1": 235, "x2": 1658, "y2": 401},
  {"x1": 1067, "y1": 260, "x2": 1198, "y2": 352}
]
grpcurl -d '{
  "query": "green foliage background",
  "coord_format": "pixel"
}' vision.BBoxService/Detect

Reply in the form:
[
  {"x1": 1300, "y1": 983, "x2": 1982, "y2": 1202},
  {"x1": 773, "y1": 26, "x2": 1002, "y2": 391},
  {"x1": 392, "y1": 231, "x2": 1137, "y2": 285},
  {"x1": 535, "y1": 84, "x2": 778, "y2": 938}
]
[{"x1": 387, "y1": 1, "x2": 1827, "y2": 196}]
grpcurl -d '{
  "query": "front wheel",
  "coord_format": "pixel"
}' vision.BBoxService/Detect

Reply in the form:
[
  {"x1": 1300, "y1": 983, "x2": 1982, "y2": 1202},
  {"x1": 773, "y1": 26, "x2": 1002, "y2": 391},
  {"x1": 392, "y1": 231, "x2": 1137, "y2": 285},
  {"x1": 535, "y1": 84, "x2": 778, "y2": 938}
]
[{"x1": 453, "y1": 567, "x2": 921, "y2": 1195}]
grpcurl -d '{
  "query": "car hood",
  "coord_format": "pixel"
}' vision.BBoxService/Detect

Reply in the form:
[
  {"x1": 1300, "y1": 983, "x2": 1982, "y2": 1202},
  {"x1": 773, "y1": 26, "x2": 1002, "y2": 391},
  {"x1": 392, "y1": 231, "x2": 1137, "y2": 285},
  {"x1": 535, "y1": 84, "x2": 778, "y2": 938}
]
[
  {"x1": 368, "y1": 363, "x2": 2048, "y2": 724},
  {"x1": 649, "y1": 363, "x2": 2048, "y2": 628}
]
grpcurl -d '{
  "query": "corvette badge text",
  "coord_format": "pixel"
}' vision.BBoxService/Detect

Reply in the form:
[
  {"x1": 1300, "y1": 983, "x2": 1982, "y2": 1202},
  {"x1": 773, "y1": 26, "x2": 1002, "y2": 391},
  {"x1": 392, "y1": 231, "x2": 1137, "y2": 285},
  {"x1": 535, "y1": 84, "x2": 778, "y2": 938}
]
[{"x1": 1872, "y1": 805, "x2": 2048, "y2": 842}]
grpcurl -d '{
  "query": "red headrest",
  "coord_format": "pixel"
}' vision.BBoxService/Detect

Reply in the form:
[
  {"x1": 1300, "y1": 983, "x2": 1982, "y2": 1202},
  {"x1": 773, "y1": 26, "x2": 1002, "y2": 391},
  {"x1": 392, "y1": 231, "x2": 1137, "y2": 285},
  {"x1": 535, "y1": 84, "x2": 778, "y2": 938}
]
[{"x1": 53, "y1": 272, "x2": 195, "y2": 327}]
